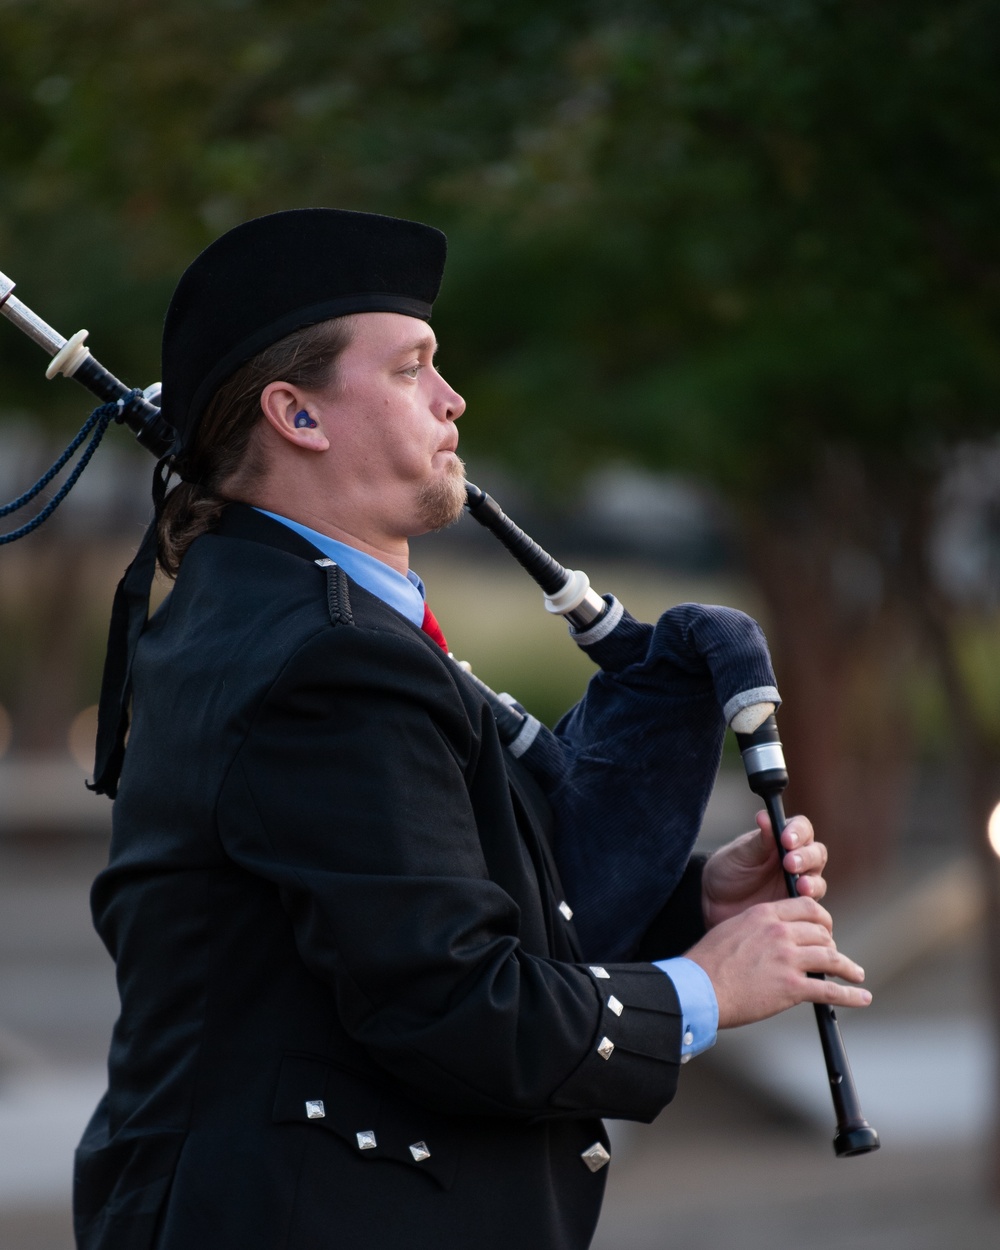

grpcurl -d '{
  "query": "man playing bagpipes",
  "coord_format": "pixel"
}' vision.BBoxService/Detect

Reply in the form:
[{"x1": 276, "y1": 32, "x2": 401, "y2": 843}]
[{"x1": 70, "y1": 209, "x2": 871, "y2": 1250}]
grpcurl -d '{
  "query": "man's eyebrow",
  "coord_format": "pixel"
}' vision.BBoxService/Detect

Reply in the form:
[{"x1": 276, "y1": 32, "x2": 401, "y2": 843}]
[{"x1": 395, "y1": 335, "x2": 439, "y2": 357}]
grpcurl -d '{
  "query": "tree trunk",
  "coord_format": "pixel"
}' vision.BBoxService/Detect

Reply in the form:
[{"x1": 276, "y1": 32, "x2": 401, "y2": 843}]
[
  {"x1": 0, "y1": 530, "x2": 95, "y2": 755},
  {"x1": 916, "y1": 590, "x2": 1000, "y2": 1199},
  {"x1": 737, "y1": 480, "x2": 912, "y2": 888}
]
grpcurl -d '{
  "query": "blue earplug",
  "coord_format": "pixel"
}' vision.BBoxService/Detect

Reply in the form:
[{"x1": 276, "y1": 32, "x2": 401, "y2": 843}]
[{"x1": 294, "y1": 410, "x2": 318, "y2": 429}]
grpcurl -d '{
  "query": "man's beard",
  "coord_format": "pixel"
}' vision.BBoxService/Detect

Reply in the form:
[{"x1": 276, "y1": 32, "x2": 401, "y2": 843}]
[{"x1": 416, "y1": 455, "x2": 467, "y2": 531}]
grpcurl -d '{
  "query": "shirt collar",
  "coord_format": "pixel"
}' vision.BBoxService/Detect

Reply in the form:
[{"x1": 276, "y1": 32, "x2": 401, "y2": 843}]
[{"x1": 254, "y1": 508, "x2": 426, "y2": 630}]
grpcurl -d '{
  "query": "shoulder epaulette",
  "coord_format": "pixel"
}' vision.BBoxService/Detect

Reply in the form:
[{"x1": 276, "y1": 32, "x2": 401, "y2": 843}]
[{"x1": 315, "y1": 559, "x2": 354, "y2": 627}]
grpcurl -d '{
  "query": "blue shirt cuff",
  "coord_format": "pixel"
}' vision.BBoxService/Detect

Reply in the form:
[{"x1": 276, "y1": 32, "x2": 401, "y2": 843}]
[{"x1": 653, "y1": 957, "x2": 718, "y2": 1061}]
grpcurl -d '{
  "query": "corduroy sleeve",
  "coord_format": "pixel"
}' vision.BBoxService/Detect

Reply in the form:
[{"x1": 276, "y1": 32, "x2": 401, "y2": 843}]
[{"x1": 632, "y1": 854, "x2": 709, "y2": 961}]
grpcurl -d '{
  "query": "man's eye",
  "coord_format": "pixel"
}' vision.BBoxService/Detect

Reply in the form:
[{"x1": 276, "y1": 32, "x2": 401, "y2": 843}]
[{"x1": 402, "y1": 364, "x2": 420, "y2": 378}]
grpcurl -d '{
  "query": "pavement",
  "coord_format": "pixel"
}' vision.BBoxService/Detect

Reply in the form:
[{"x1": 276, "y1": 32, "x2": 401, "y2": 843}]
[
  {"x1": 1, "y1": 762, "x2": 999, "y2": 1249},
  {"x1": 0, "y1": 833, "x2": 110, "y2": 1250},
  {"x1": 595, "y1": 1115, "x2": 1000, "y2": 1250}
]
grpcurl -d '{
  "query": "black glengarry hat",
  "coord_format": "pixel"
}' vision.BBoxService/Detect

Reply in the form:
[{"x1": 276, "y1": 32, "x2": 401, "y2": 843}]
[
  {"x1": 162, "y1": 207, "x2": 447, "y2": 456},
  {"x1": 91, "y1": 208, "x2": 447, "y2": 799}
]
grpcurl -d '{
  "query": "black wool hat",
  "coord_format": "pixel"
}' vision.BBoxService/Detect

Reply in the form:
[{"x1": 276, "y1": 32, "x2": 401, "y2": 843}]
[{"x1": 161, "y1": 207, "x2": 447, "y2": 456}]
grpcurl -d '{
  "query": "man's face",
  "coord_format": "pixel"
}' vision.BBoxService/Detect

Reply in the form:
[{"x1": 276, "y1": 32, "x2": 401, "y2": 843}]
[{"x1": 303, "y1": 312, "x2": 467, "y2": 538}]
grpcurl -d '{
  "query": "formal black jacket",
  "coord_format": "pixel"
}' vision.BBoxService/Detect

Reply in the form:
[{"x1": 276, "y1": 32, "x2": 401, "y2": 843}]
[{"x1": 74, "y1": 505, "x2": 707, "y2": 1250}]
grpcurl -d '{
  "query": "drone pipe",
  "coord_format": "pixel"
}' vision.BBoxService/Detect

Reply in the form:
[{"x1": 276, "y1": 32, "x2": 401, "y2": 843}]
[{"x1": 0, "y1": 268, "x2": 173, "y2": 456}]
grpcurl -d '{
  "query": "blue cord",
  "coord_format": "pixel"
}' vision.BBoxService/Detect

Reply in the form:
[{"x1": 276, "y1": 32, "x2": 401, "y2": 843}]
[{"x1": 0, "y1": 391, "x2": 139, "y2": 545}]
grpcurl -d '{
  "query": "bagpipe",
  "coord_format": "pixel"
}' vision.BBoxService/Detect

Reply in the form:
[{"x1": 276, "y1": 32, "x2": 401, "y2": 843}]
[{"x1": 0, "y1": 267, "x2": 878, "y2": 1156}]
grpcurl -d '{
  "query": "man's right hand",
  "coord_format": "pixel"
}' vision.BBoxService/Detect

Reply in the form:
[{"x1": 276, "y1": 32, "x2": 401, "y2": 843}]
[{"x1": 685, "y1": 896, "x2": 872, "y2": 1029}]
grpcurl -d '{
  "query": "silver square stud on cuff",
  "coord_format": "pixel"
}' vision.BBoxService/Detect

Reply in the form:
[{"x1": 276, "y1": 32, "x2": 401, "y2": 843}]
[
  {"x1": 356, "y1": 1130, "x2": 377, "y2": 1150},
  {"x1": 409, "y1": 1141, "x2": 431, "y2": 1162},
  {"x1": 607, "y1": 995, "x2": 623, "y2": 1017},
  {"x1": 597, "y1": 1036, "x2": 615, "y2": 1060},
  {"x1": 558, "y1": 900, "x2": 574, "y2": 921},
  {"x1": 305, "y1": 1100, "x2": 326, "y2": 1119},
  {"x1": 581, "y1": 1142, "x2": 611, "y2": 1172},
  {"x1": 589, "y1": 966, "x2": 610, "y2": 979}
]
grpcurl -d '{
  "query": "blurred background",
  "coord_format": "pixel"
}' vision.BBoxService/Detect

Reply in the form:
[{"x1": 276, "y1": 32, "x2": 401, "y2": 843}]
[{"x1": 1, "y1": 1, "x2": 999, "y2": 1246}]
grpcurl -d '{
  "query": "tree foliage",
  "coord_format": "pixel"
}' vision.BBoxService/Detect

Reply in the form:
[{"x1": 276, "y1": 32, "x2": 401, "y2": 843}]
[{"x1": 1, "y1": 0, "x2": 996, "y2": 471}]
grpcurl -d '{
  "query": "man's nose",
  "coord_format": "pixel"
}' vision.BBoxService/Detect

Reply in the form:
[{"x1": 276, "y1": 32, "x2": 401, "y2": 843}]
[{"x1": 439, "y1": 377, "x2": 465, "y2": 421}]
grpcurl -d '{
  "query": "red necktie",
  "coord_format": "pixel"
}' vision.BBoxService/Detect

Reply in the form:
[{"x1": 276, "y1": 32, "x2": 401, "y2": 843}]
[{"x1": 421, "y1": 601, "x2": 449, "y2": 652}]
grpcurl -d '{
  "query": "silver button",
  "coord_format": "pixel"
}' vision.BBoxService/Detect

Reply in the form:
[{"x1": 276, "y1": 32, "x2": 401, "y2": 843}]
[
  {"x1": 409, "y1": 1141, "x2": 431, "y2": 1162},
  {"x1": 607, "y1": 995, "x2": 623, "y2": 1017},
  {"x1": 683, "y1": 1030, "x2": 694, "y2": 1047},
  {"x1": 589, "y1": 966, "x2": 610, "y2": 979},
  {"x1": 356, "y1": 1130, "x2": 377, "y2": 1150},
  {"x1": 581, "y1": 1142, "x2": 611, "y2": 1172},
  {"x1": 680, "y1": 1053, "x2": 691, "y2": 1064},
  {"x1": 558, "y1": 900, "x2": 574, "y2": 921},
  {"x1": 304, "y1": 1099, "x2": 326, "y2": 1119},
  {"x1": 597, "y1": 1036, "x2": 615, "y2": 1060}
]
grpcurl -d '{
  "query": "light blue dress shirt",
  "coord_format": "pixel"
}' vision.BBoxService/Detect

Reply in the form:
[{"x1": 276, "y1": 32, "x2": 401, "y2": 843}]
[
  {"x1": 258, "y1": 507, "x2": 718, "y2": 1060},
  {"x1": 653, "y1": 956, "x2": 718, "y2": 1060}
]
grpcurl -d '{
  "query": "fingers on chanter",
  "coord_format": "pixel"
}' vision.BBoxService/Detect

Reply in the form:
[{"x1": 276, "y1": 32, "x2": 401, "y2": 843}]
[
  {"x1": 794, "y1": 936, "x2": 870, "y2": 998},
  {"x1": 788, "y1": 845, "x2": 829, "y2": 899},
  {"x1": 755, "y1": 811, "x2": 817, "y2": 857},
  {"x1": 779, "y1": 813, "x2": 815, "y2": 851}
]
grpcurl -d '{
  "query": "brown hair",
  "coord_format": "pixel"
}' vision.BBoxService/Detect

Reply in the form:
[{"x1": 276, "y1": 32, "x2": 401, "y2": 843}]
[{"x1": 156, "y1": 316, "x2": 355, "y2": 577}]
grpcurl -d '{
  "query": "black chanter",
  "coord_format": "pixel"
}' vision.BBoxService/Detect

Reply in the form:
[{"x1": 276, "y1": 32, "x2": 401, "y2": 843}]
[
  {"x1": 732, "y1": 715, "x2": 880, "y2": 1156},
  {"x1": 1, "y1": 269, "x2": 879, "y2": 1156}
]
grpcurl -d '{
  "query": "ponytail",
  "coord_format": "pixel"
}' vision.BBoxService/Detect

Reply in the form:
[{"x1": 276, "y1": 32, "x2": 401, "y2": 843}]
[{"x1": 157, "y1": 316, "x2": 354, "y2": 577}]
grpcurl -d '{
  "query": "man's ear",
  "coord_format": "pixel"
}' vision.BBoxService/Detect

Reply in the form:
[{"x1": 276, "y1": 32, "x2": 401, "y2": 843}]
[{"x1": 260, "y1": 382, "x2": 330, "y2": 451}]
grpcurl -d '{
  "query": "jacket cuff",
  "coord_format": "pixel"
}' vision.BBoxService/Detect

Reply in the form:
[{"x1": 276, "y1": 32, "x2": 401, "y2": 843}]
[{"x1": 551, "y1": 963, "x2": 684, "y2": 1122}]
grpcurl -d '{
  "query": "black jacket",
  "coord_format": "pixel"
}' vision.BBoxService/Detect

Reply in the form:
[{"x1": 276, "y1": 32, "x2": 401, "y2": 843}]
[{"x1": 74, "y1": 505, "x2": 706, "y2": 1250}]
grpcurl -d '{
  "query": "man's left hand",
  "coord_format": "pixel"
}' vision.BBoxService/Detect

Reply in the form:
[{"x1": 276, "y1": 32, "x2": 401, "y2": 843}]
[{"x1": 701, "y1": 812, "x2": 828, "y2": 930}]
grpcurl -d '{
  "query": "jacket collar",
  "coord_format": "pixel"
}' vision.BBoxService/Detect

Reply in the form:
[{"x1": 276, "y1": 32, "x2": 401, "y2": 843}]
[{"x1": 213, "y1": 501, "x2": 327, "y2": 563}]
